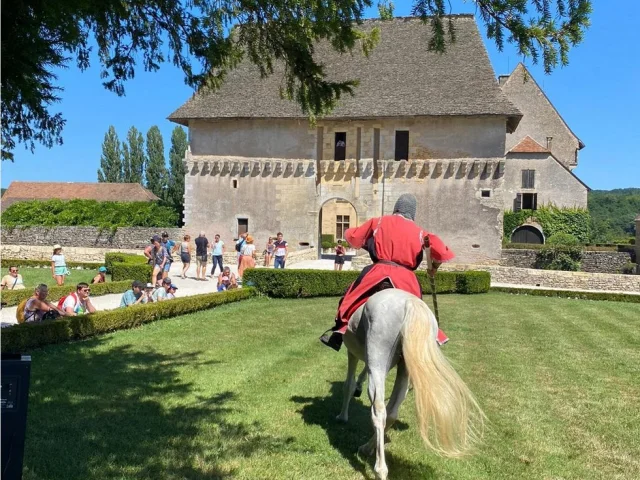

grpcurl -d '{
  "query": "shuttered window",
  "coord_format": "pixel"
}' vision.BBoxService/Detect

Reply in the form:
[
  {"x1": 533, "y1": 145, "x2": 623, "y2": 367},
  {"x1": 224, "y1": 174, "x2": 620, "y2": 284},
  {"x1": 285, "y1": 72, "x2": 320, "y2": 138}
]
[{"x1": 522, "y1": 169, "x2": 535, "y2": 188}]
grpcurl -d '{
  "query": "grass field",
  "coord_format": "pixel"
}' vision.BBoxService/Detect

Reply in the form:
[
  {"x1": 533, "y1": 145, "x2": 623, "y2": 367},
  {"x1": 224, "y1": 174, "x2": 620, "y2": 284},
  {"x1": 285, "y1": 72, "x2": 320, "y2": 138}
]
[
  {"x1": 22, "y1": 293, "x2": 640, "y2": 480},
  {"x1": 1, "y1": 267, "x2": 108, "y2": 289}
]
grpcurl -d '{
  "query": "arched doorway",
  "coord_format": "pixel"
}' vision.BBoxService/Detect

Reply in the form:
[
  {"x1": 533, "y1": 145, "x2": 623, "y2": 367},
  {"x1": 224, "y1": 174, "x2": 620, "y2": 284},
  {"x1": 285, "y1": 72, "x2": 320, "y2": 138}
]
[
  {"x1": 510, "y1": 224, "x2": 544, "y2": 244},
  {"x1": 318, "y1": 198, "x2": 357, "y2": 259}
]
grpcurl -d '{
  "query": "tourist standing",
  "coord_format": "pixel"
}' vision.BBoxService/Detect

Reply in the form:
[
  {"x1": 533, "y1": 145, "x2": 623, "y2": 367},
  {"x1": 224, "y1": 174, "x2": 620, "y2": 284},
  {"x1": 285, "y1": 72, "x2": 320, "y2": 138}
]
[
  {"x1": 263, "y1": 237, "x2": 275, "y2": 267},
  {"x1": 235, "y1": 232, "x2": 247, "y2": 267},
  {"x1": 273, "y1": 232, "x2": 288, "y2": 269},
  {"x1": 147, "y1": 235, "x2": 168, "y2": 286},
  {"x1": 161, "y1": 232, "x2": 176, "y2": 280},
  {"x1": 194, "y1": 231, "x2": 210, "y2": 280},
  {"x1": 238, "y1": 235, "x2": 257, "y2": 279},
  {"x1": 51, "y1": 244, "x2": 69, "y2": 286},
  {"x1": 179, "y1": 234, "x2": 192, "y2": 279},
  {"x1": 334, "y1": 240, "x2": 346, "y2": 271},
  {"x1": 210, "y1": 234, "x2": 225, "y2": 276}
]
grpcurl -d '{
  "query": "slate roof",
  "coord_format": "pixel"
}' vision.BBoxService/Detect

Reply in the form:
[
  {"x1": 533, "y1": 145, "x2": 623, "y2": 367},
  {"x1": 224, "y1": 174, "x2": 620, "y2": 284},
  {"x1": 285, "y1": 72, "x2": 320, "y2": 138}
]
[
  {"x1": 509, "y1": 135, "x2": 550, "y2": 153},
  {"x1": 1, "y1": 182, "x2": 160, "y2": 211},
  {"x1": 169, "y1": 15, "x2": 521, "y2": 130}
]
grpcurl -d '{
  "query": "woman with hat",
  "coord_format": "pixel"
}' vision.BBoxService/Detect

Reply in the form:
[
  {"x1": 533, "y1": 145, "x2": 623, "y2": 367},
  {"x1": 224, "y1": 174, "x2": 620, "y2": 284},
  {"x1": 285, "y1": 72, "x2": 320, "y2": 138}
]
[
  {"x1": 237, "y1": 235, "x2": 257, "y2": 280},
  {"x1": 51, "y1": 244, "x2": 69, "y2": 286}
]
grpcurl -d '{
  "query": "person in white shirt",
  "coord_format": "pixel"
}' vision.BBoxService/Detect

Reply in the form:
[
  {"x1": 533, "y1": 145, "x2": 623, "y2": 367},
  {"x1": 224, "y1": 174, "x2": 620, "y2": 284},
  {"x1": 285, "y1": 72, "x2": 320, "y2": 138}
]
[{"x1": 1, "y1": 266, "x2": 25, "y2": 290}]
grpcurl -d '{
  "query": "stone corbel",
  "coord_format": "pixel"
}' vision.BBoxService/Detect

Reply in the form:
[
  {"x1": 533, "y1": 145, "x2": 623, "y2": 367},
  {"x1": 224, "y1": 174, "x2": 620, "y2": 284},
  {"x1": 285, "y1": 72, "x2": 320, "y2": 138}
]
[
  {"x1": 222, "y1": 161, "x2": 231, "y2": 176},
  {"x1": 242, "y1": 161, "x2": 250, "y2": 175},
  {"x1": 408, "y1": 161, "x2": 418, "y2": 176},
  {"x1": 386, "y1": 162, "x2": 396, "y2": 176},
  {"x1": 419, "y1": 162, "x2": 430, "y2": 178},
  {"x1": 472, "y1": 160, "x2": 481, "y2": 176},
  {"x1": 396, "y1": 161, "x2": 407, "y2": 176},
  {"x1": 284, "y1": 161, "x2": 293, "y2": 174},
  {"x1": 252, "y1": 161, "x2": 261, "y2": 174},
  {"x1": 434, "y1": 161, "x2": 443, "y2": 177},
  {"x1": 274, "y1": 161, "x2": 283, "y2": 175},
  {"x1": 497, "y1": 160, "x2": 506, "y2": 177},
  {"x1": 327, "y1": 161, "x2": 336, "y2": 174},
  {"x1": 483, "y1": 162, "x2": 493, "y2": 176},
  {"x1": 458, "y1": 161, "x2": 468, "y2": 176}
]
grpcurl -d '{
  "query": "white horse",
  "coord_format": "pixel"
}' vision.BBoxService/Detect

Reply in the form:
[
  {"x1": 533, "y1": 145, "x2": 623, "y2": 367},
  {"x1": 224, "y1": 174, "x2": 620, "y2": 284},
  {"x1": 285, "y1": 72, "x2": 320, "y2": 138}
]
[{"x1": 336, "y1": 288, "x2": 485, "y2": 480}]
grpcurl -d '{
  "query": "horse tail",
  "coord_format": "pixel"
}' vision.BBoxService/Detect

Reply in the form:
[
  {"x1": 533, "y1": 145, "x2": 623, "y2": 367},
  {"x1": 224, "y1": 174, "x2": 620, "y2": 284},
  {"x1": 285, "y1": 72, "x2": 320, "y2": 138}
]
[{"x1": 402, "y1": 296, "x2": 485, "y2": 457}]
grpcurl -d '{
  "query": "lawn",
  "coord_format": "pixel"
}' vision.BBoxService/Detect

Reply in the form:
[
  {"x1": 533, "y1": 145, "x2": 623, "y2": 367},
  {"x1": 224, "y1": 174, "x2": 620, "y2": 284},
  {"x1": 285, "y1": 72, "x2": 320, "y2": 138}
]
[
  {"x1": 22, "y1": 293, "x2": 640, "y2": 480},
  {"x1": 1, "y1": 267, "x2": 108, "y2": 289}
]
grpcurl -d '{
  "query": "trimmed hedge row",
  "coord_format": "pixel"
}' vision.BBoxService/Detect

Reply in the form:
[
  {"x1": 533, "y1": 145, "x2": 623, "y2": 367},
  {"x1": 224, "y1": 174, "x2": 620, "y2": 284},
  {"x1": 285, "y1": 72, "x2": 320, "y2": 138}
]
[
  {"x1": 2, "y1": 288, "x2": 256, "y2": 353},
  {"x1": 105, "y1": 252, "x2": 153, "y2": 282},
  {"x1": 1, "y1": 258, "x2": 104, "y2": 269},
  {"x1": 1, "y1": 280, "x2": 133, "y2": 307},
  {"x1": 242, "y1": 269, "x2": 490, "y2": 297},
  {"x1": 491, "y1": 286, "x2": 640, "y2": 303}
]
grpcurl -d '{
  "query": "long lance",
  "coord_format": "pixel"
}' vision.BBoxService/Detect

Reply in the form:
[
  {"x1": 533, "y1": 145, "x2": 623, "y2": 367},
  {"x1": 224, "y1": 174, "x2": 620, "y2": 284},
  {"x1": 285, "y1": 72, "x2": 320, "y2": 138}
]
[{"x1": 425, "y1": 245, "x2": 440, "y2": 327}]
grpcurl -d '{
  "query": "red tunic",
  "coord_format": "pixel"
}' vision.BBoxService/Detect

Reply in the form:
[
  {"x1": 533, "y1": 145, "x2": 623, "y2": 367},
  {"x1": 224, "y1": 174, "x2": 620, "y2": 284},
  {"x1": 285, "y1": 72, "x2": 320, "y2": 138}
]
[{"x1": 336, "y1": 215, "x2": 454, "y2": 335}]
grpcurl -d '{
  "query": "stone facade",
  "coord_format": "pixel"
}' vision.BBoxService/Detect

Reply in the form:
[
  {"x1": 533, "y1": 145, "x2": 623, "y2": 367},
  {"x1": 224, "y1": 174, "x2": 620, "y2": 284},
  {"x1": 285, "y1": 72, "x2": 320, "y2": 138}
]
[
  {"x1": 500, "y1": 63, "x2": 583, "y2": 170},
  {"x1": 502, "y1": 152, "x2": 588, "y2": 211},
  {"x1": 0, "y1": 245, "x2": 143, "y2": 263},
  {"x1": 1, "y1": 226, "x2": 184, "y2": 249},
  {"x1": 183, "y1": 152, "x2": 508, "y2": 264},
  {"x1": 500, "y1": 248, "x2": 633, "y2": 274}
]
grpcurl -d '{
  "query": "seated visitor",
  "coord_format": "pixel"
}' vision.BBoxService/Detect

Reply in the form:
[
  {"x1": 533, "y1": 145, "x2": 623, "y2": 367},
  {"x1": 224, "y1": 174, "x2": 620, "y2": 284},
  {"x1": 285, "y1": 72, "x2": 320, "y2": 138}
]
[
  {"x1": 62, "y1": 283, "x2": 97, "y2": 316},
  {"x1": 120, "y1": 280, "x2": 146, "y2": 307},
  {"x1": 18, "y1": 284, "x2": 66, "y2": 323},
  {"x1": 92, "y1": 266, "x2": 107, "y2": 284},
  {"x1": 167, "y1": 283, "x2": 178, "y2": 299},
  {"x1": 152, "y1": 277, "x2": 172, "y2": 302},
  {"x1": 142, "y1": 283, "x2": 155, "y2": 303},
  {"x1": 1, "y1": 266, "x2": 25, "y2": 290},
  {"x1": 217, "y1": 267, "x2": 238, "y2": 291}
]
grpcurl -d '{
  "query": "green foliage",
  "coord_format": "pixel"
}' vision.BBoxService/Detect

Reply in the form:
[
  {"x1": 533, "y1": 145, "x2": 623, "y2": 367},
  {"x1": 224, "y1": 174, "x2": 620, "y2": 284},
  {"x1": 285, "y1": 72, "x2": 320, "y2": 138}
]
[
  {"x1": 122, "y1": 126, "x2": 146, "y2": 183},
  {"x1": 1, "y1": 258, "x2": 103, "y2": 269},
  {"x1": 97, "y1": 126, "x2": 123, "y2": 182},
  {"x1": 491, "y1": 287, "x2": 640, "y2": 304},
  {"x1": 546, "y1": 233, "x2": 579, "y2": 246},
  {"x1": 1, "y1": 280, "x2": 132, "y2": 307},
  {"x1": 535, "y1": 244, "x2": 582, "y2": 271},
  {"x1": 2, "y1": 1, "x2": 591, "y2": 161},
  {"x1": 620, "y1": 262, "x2": 637, "y2": 275},
  {"x1": 1, "y1": 199, "x2": 179, "y2": 228},
  {"x1": 241, "y1": 269, "x2": 490, "y2": 298},
  {"x1": 588, "y1": 188, "x2": 640, "y2": 243},
  {"x1": 166, "y1": 126, "x2": 188, "y2": 220},
  {"x1": 504, "y1": 205, "x2": 591, "y2": 244},
  {"x1": 320, "y1": 233, "x2": 337, "y2": 249},
  {"x1": 145, "y1": 126, "x2": 168, "y2": 198},
  {"x1": 1, "y1": 288, "x2": 255, "y2": 353},
  {"x1": 105, "y1": 252, "x2": 152, "y2": 282}
]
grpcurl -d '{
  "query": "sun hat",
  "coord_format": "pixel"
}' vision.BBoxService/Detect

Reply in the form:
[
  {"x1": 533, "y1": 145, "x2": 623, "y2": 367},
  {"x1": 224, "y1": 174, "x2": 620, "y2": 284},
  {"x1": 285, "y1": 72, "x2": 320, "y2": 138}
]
[
  {"x1": 145, "y1": 283, "x2": 154, "y2": 289},
  {"x1": 53, "y1": 244, "x2": 62, "y2": 250},
  {"x1": 98, "y1": 266, "x2": 107, "y2": 272}
]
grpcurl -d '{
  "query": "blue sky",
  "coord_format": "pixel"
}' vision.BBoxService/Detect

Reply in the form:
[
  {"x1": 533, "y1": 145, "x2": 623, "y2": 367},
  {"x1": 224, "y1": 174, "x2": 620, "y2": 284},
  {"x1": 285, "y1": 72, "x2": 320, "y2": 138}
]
[{"x1": 2, "y1": 0, "x2": 639, "y2": 191}]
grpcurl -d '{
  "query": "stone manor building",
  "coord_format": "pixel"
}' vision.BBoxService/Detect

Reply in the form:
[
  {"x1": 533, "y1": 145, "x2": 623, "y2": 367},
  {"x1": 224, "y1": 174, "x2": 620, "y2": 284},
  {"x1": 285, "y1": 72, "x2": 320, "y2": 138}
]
[{"x1": 169, "y1": 15, "x2": 588, "y2": 263}]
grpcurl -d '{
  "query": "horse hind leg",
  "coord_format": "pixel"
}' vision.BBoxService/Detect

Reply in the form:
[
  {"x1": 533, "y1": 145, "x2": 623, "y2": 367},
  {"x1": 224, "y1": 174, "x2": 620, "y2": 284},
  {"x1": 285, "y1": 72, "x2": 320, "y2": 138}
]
[
  {"x1": 353, "y1": 367, "x2": 367, "y2": 398},
  {"x1": 359, "y1": 368, "x2": 388, "y2": 480},
  {"x1": 337, "y1": 351, "x2": 359, "y2": 422},
  {"x1": 385, "y1": 360, "x2": 410, "y2": 433}
]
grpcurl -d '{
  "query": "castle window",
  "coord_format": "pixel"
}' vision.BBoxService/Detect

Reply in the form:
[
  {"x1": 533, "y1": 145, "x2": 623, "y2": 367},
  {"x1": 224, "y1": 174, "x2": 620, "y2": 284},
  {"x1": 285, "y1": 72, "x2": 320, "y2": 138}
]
[
  {"x1": 336, "y1": 215, "x2": 350, "y2": 240},
  {"x1": 232, "y1": 179, "x2": 238, "y2": 189},
  {"x1": 514, "y1": 193, "x2": 538, "y2": 211},
  {"x1": 521, "y1": 169, "x2": 535, "y2": 189},
  {"x1": 373, "y1": 128, "x2": 380, "y2": 161},
  {"x1": 481, "y1": 190, "x2": 491, "y2": 198},
  {"x1": 395, "y1": 130, "x2": 409, "y2": 161},
  {"x1": 334, "y1": 132, "x2": 346, "y2": 161}
]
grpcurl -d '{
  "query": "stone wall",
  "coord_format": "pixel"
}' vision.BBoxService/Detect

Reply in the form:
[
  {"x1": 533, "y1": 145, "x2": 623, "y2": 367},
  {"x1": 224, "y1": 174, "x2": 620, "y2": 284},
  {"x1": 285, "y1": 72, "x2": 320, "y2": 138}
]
[
  {"x1": 1, "y1": 226, "x2": 184, "y2": 249},
  {"x1": 1, "y1": 245, "x2": 143, "y2": 263},
  {"x1": 351, "y1": 255, "x2": 640, "y2": 293},
  {"x1": 500, "y1": 248, "x2": 633, "y2": 274}
]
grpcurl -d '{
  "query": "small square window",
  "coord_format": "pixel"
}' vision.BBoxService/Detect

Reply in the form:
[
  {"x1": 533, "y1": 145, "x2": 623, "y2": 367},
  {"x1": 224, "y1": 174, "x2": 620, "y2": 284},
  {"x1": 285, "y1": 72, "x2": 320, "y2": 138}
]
[{"x1": 481, "y1": 190, "x2": 491, "y2": 198}]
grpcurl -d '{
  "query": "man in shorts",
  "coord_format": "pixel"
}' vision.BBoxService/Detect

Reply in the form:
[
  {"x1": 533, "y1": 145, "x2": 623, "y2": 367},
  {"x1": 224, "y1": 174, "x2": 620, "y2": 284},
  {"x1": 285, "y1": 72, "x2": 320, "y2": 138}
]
[{"x1": 194, "y1": 231, "x2": 210, "y2": 280}]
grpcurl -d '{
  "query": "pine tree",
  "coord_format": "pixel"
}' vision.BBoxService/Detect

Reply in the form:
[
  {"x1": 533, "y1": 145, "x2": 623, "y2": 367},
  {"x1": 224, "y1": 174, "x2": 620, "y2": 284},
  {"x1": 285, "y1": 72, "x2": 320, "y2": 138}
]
[
  {"x1": 145, "y1": 126, "x2": 167, "y2": 198},
  {"x1": 122, "y1": 126, "x2": 145, "y2": 184},
  {"x1": 97, "y1": 126, "x2": 122, "y2": 182},
  {"x1": 167, "y1": 126, "x2": 188, "y2": 216}
]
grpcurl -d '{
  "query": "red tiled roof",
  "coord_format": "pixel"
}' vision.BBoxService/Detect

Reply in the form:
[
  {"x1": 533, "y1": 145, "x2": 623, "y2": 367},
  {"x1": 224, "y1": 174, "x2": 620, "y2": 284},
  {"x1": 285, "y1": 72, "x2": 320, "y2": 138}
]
[
  {"x1": 509, "y1": 136, "x2": 550, "y2": 154},
  {"x1": 1, "y1": 182, "x2": 160, "y2": 211}
]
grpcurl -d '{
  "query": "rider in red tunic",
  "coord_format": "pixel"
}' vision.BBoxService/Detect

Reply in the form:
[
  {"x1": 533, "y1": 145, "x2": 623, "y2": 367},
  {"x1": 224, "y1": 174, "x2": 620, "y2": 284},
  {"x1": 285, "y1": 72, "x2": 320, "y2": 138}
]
[{"x1": 320, "y1": 194, "x2": 455, "y2": 351}]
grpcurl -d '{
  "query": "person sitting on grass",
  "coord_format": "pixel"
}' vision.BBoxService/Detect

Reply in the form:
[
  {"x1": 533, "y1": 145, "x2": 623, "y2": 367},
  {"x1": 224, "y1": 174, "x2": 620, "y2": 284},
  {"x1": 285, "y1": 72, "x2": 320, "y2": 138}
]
[
  {"x1": 152, "y1": 277, "x2": 172, "y2": 302},
  {"x1": 92, "y1": 266, "x2": 107, "y2": 284},
  {"x1": 61, "y1": 283, "x2": 97, "y2": 316},
  {"x1": 120, "y1": 280, "x2": 146, "y2": 307},
  {"x1": 19, "y1": 284, "x2": 66, "y2": 323},
  {"x1": 1, "y1": 266, "x2": 25, "y2": 290},
  {"x1": 217, "y1": 266, "x2": 238, "y2": 292}
]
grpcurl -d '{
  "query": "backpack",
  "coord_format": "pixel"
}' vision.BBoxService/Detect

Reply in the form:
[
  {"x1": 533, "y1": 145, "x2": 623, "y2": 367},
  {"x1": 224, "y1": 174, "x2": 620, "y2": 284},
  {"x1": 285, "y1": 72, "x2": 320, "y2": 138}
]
[
  {"x1": 16, "y1": 299, "x2": 28, "y2": 324},
  {"x1": 235, "y1": 239, "x2": 245, "y2": 252},
  {"x1": 57, "y1": 291, "x2": 78, "y2": 310}
]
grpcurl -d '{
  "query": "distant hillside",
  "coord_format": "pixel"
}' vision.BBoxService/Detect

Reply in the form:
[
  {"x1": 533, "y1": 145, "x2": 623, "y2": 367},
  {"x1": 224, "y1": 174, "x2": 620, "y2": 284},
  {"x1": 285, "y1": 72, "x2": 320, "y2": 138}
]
[{"x1": 588, "y1": 188, "x2": 640, "y2": 242}]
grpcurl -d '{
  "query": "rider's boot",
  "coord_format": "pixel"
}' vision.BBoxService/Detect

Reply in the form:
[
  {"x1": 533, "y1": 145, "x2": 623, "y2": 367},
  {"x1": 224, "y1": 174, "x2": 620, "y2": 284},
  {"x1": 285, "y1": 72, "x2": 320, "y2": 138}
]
[{"x1": 320, "y1": 320, "x2": 343, "y2": 351}]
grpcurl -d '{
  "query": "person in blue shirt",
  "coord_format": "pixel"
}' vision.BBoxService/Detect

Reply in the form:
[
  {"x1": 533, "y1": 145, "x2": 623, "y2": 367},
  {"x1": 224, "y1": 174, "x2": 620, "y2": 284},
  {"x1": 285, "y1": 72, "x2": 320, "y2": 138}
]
[
  {"x1": 120, "y1": 281, "x2": 145, "y2": 307},
  {"x1": 162, "y1": 232, "x2": 177, "y2": 280}
]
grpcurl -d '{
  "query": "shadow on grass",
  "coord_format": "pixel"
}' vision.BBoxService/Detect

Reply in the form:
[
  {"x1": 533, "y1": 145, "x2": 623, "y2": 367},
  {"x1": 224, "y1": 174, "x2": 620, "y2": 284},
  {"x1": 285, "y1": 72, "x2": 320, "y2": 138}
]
[
  {"x1": 24, "y1": 337, "x2": 291, "y2": 480},
  {"x1": 291, "y1": 381, "x2": 435, "y2": 480}
]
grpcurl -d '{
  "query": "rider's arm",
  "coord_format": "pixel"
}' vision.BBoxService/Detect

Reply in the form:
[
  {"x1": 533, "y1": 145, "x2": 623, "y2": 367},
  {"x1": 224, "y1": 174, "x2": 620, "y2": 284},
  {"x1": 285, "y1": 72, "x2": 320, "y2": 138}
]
[
  {"x1": 344, "y1": 217, "x2": 377, "y2": 249},
  {"x1": 422, "y1": 232, "x2": 455, "y2": 263}
]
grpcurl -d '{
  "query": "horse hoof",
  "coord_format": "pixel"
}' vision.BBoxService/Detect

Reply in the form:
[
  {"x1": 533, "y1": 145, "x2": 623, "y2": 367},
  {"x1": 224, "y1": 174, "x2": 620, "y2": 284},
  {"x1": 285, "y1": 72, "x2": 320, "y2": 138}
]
[{"x1": 353, "y1": 386, "x2": 362, "y2": 398}]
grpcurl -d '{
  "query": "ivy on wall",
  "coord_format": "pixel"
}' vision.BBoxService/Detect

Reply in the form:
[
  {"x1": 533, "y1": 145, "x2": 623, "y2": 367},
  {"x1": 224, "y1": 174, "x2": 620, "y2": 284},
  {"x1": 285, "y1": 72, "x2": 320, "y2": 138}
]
[
  {"x1": 504, "y1": 206, "x2": 591, "y2": 244},
  {"x1": 1, "y1": 199, "x2": 179, "y2": 228}
]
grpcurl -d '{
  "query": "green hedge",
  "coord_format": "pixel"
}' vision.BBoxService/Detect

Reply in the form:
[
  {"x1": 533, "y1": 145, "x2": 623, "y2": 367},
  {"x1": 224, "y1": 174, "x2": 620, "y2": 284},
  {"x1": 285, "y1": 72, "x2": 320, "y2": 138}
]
[
  {"x1": 491, "y1": 286, "x2": 640, "y2": 303},
  {"x1": 2, "y1": 199, "x2": 179, "y2": 228},
  {"x1": 1, "y1": 259, "x2": 104, "y2": 269},
  {"x1": 105, "y1": 252, "x2": 152, "y2": 282},
  {"x1": 1, "y1": 280, "x2": 133, "y2": 307},
  {"x1": 241, "y1": 269, "x2": 490, "y2": 297},
  {"x1": 2, "y1": 288, "x2": 256, "y2": 353},
  {"x1": 104, "y1": 252, "x2": 146, "y2": 272}
]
